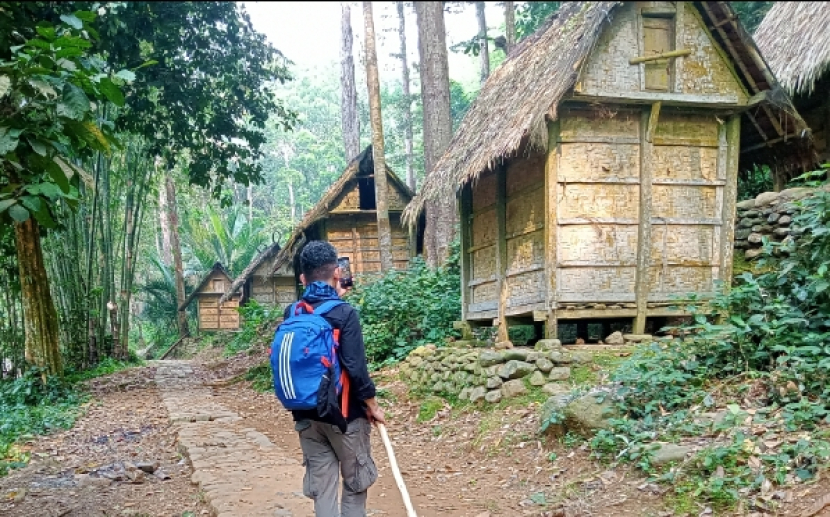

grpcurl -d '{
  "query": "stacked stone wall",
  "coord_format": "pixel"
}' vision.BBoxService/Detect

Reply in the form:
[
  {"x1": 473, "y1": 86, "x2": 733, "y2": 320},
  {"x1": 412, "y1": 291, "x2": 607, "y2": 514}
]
[
  {"x1": 734, "y1": 187, "x2": 819, "y2": 259},
  {"x1": 399, "y1": 340, "x2": 592, "y2": 404}
]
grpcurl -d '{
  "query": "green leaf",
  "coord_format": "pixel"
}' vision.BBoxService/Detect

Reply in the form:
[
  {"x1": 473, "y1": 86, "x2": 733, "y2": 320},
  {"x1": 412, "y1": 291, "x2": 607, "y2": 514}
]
[
  {"x1": 27, "y1": 138, "x2": 48, "y2": 156},
  {"x1": 136, "y1": 60, "x2": 158, "y2": 69},
  {"x1": 0, "y1": 199, "x2": 16, "y2": 213},
  {"x1": 8, "y1": 204, "x2": 29, "y2": 222},
  {"x1": 48, "y1": 157, "x2": 72, "y2": 193},
  {"x1": 35, "y1": 24, "x2": 57, "y2": 41},
  {"x1": 98, "y1": 77, "x2": 125, "y2": 107},
  {"x1": 28, "y1": 79, "x2": 57, "y2": 98},
  {"x1": 25, "y1": 197, "x2": 56, "y2": 228},
  {"x1": 57, "y1": 84, "x2": 90, "y2": 120},
  {"x1": 114, "y1": 69, "x2": 136, "y2": 83},
  {"x1": 0, "y1": 127, "x2": 19, "y2": 155},
  {"x1": 20, "y1": 195, "x2": 43, "y2": 214},
  {"x1": 0, "y1": 75, "x2": 10, "y2": 98},
  {"x1": 56, "y1": 46, "x2": 83, "y2": 60},
  {"x1": 59, "y1": 14, "x2": 83, "y2": 30},
  {"x1": 53, "y1": 36, "x2": 92, "y2": 49},
  {"x1": 73, "y1": 10, "x2": 96, "y2": 22},
  {"x1": 56, "y1": 58, "x2": 78, "y2": 72}
]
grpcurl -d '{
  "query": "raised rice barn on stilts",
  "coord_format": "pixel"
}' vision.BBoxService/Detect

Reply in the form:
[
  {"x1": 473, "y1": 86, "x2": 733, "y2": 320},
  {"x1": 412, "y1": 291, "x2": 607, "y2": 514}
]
[
  {"x1": 179, "y1": 262, "x2": 242, "y2": 331},
  {"x1": 755, "y1": 2, "x2": 830, "y2": 176},
  {"x1": 405, "y1": 1, "x2": 810, "y2": 343},
  {"x1": 270, "y1": 145, "x2": 425, "y2": 282}
]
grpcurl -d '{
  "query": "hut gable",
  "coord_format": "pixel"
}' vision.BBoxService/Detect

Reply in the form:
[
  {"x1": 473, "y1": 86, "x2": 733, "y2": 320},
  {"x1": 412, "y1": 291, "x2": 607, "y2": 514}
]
[
  {"x1": 404, "y1": 1, "x2": 811, "y2": 223},
  {"x1": 180, "y1": 262, "x2": 241, "y2": 331},
  {"x1": 219, "y1": 243, "x2": 297, "y2": 306},
  {"x1": 577, "y1": 2, "x2": 746, "y2": 101},
  {"x1": 273, "y1": 145, "x2": 420, "y2": 275}
]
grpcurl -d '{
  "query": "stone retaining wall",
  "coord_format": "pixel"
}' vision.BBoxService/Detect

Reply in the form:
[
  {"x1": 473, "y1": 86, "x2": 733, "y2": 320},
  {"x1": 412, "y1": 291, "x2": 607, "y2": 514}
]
[
  {"x1": 734, "y1": 187, "x2": 822, "y2": 259},
  {"x1": 399, "y1": 340, "x2": 593, "y2": 404}
]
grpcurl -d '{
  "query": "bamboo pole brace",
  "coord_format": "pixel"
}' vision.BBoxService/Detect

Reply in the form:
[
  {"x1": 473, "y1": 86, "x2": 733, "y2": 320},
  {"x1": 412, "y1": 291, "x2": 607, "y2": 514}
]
[
  {"x1": 378, "y1": 424, "x2": 418, "y2": 517},
  {"x1": 629, "y1": 49, "x2": 691, "y2": 65}
]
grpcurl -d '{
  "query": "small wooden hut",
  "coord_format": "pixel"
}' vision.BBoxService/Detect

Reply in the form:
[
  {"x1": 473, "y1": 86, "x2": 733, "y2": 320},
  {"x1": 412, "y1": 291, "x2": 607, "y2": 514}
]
[
  {"x1": 404, "y1": 1, "x2": 811, "y2": 341},
  {"x1": 219, "y1": 242, "x2": 297, "y2": 309},
  {"x1": 179, "y1": 262, "x2": 241, "y2": 331},
  {"x1": 755, "y1": 3, "x2": 830, "y2": 176},
  {"x1": 272, "y1": 145, "x2": 424, "y2": 278}
]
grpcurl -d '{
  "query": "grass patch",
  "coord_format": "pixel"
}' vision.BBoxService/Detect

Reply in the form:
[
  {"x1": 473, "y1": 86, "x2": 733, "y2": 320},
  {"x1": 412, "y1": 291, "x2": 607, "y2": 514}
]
[{"x1": 417, "y1": 396, "x2": 447, "y2": 422}]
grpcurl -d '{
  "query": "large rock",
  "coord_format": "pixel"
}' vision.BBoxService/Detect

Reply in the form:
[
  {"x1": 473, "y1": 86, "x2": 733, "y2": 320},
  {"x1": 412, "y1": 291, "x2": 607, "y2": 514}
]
[
  {"x1": 536, "y1": 357, "x2": 554, "y2": 373},
  {"x1": 605, "y1": 331, "x2": 625, "y2": 345},
  {"x1": 502, "y1": 348, "x2": 532, "y2": 361},
  {"x1": 570, "y1": 351, "x2": 592, "y2": 365},
  {"x1": 755, "y1": 191, "x2": 780, "y2": 206},
  {"x1": 479, "y1": 351, "x2": 504, "y2": 367},
  {"x1": 469, "y1": 386, "x2": 487, "y2": 403},
  {"x1": 407, "y1": 356, "x2": 424, "y2": 368},
  {"x1": 779, "y1": 187, "x2": 812, "y2": 201},
  {"x1": 497, "y1": 360, "x2": 535, "y2": 380},
  {"x1": 529, "y1": 370, "x2": 547, "y2": 386},
  {"x1": 622, "y1": 334, "x2": 652, "y2": 343},
  {"x1": 736, "y1": 199, "x2": 756, "y2": 210},
  {"x1": 563, "y1": 392, "x2": 619, "y2": 436},
  {"x1": 500, "y1": 379, "x2": 527, "y2": 399},
  {"x1": 648, "y1": 443, "x2": 694, "y2": 466},
  {"x1": 458, "y1": 387, "x2": 472, "y2": 401},
  {"x1": 484, "y1": 390, "x2": 502, "y2": 403},
  {"x1": 539, "y1": 394, "x2": 571, "y2": 435},
  {"x1": 548, "y1": 367, "x2": 571, "y2": 381},
  {"x1": 486, "y1": 376, "x2": 503, "y2": 389},
  {"x1": 534, "y1": 339, "x2": 562, "y2": 351},
  {"x1": 494, "y1": 340, "x2": 514, "y2": 350},
  {"x1": 543, "y1": 383, "x2": 570, "y2": 395},
  {"x1": 549, "y1": 351, "x2": 573, "y2": 364}
]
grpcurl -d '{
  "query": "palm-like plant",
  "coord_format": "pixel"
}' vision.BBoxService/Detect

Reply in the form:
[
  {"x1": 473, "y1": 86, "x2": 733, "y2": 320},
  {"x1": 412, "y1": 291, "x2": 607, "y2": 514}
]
[{"x1": 182, "y1": 204, "x2": 267, "y2": 277}]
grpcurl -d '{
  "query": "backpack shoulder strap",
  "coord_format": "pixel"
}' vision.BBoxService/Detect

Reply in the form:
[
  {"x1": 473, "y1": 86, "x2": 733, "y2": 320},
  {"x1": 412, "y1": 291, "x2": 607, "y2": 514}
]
[
  {"x1": 314, "y1": 300, "x2": 346, "y2": 317},
  {"x1": 286, "y1": 302, "x2": 300, "y2": 320}
]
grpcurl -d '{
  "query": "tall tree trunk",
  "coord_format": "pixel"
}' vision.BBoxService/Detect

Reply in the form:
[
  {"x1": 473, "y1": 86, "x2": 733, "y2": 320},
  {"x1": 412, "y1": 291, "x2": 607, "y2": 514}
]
[
  {"x1": 341, "y1": 3, "x2": 361, "y2": 161},
  {"x1": 363, "y1": 1, "x2": 395, "y2": 273},
  {"x1": 396, "y1": 1, "x2": 416, "y2": 191},
  {"x1": 504, "y1": 1, "x2": 515, "y2": 52},
  {"x1": 247, "y1": 183, "x2": 253, "y2": 227},
  {"x1": 288, "y1": 180, "x2": 296, "y2": 223},
  {"x1": 14, "y1": 218, "x2": 63, "y2": 377},
  {"x1": 476, "y1": 2, "x2": 490, "y2": 84},
  {"x1": 158, "y1": 180, "x2": 173, "y2": 265},
  {"x1": 165, "y1": 173, "x2": 189, "y2": 337},
  {"x1": 415, "y1": 1, "x2": 456, "y2": 266}
]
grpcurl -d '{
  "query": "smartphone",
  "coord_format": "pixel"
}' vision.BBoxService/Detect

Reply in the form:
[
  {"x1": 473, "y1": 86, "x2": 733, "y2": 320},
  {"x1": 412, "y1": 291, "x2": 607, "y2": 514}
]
[{"x1": 337, "y1": 257, "x2": 353, "y2": 289}]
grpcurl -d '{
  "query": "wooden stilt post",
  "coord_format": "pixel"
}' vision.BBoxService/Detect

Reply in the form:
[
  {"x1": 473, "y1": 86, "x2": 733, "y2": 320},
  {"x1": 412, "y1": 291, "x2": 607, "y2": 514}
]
[
  {"x1": 634, "y1": 105, "x2": 657, "y2": 334},
  {"x1": 544, "y1": 120, "x2": 561, "y2": 339}
]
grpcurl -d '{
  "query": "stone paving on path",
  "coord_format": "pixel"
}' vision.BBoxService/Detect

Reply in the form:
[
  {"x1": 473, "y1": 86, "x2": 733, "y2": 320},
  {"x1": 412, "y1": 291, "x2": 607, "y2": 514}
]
[{"x1": 152, "y1": 360, "x2": 314, "y2": 517}]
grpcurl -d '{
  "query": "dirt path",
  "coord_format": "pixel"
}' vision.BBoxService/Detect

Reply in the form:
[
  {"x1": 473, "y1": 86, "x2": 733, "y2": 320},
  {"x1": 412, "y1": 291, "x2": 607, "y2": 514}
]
[{"x1": 0, "y1": 365, "x2": 207, "y2": 517}]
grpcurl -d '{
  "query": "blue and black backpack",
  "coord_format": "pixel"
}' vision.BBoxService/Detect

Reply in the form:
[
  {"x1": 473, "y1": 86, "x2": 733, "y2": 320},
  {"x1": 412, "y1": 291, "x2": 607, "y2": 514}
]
[{"x1": 269, "y1": 300, "x2": 350, "y2": 430}]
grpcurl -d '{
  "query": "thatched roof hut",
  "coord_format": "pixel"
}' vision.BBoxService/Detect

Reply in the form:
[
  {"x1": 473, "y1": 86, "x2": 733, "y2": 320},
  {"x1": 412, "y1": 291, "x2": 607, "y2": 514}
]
[
  {"x1": 180, "y1": 262, "x2": 241, "y2": 331},
  {"x1": 405, "y1": 1, "x2": 811, "y2": 223},
  {"x1": 219, "y1": 242, "x2": 296, "y2": 307},
  {"x1": 754, "y1": 3, "x2": 830, "y2": 96},
  {"x1": 272, "y1": 145, "x2": 424, "y2": 277},
  {"x1": 755, "y1": 3, "x2": 830, "y2": 165},
  {"x1": 401, "y1": 0, "x2": 813, "y2": 345}
]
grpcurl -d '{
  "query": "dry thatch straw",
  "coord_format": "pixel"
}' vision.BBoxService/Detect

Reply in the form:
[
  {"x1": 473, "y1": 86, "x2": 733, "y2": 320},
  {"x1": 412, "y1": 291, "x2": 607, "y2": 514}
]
[
  {"x1": 404, "y1": 1, "x2": 811, "y2": 224},
  {"x1": 755, "y1": 3, "x2": 830, "y2": 96},
  {"x1": 270, "y1": 145, "x2": 413, "y2": 274}
]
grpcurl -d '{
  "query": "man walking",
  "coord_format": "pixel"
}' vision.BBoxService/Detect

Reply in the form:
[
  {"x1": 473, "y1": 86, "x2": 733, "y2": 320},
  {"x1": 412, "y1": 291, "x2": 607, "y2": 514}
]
[{"x1": 285, "y1": 241, "x2": 386, "y2": 517}]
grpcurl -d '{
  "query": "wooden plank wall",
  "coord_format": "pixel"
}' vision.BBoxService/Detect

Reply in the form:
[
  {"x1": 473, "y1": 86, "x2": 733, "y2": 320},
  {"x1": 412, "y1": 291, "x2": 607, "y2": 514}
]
[
  {"x1": 197, "y1": 270, "x2": 241, "y2": 330},
  {"x1": 504, "y1": 155, "x2": 546, "y2": 316},
  {"x1": 325, "y1": 213, "x2": 410, "y2": 274},
  {"x1": 466, "y1": 170, "x2": 498, "y2": 318}
]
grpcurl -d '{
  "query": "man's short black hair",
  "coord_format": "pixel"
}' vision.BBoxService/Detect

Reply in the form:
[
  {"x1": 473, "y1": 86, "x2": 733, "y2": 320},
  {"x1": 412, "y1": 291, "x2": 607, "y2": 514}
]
[{"x1": 300, "y1": 241, "x2": 338, "y2": 282}]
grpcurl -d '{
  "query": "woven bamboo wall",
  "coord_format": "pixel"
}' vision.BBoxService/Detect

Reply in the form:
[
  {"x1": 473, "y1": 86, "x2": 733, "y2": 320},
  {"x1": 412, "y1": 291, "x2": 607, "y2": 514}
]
[
  {"x1": 325, "y1": 213, "x2": 410, "y2": 275},
  {"x1": 467, "y1": 170, "x2": 498, "y2": 316},
  {"x1": 249, "y1": 259, "x2": 297, "y2": 308},
  {"x1": 197, "y1": 270, "x2": 240, "y2": 330}
]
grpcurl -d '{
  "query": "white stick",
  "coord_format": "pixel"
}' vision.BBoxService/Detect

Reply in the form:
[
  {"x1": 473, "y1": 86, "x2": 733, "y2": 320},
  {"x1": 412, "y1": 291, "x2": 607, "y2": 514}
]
[{"x1": 377, "y1": 423, "x2": 418, "y2": 517}]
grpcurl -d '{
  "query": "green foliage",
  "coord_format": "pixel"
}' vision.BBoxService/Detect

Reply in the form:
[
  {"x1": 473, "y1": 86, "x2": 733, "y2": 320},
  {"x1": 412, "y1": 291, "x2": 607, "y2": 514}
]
[
  {"x1": 582, "y1": 179, "x2": 830, "y2": 509},
  {"x1": 731, "y1": 2, "x2": 774, "y2": 33},
  {"x1": 0, "y1": 12, "x2": 129, "y2": 228},
  {"x1": 516, "y1": 2, "x2": 561, "y2": 41},
  {"x1": 346, "y1": 242, "x2": 461, "y2": 369},
  {"x1": 245, "y1": 362, "x2": 273, "y2": 393},
  {"x1": 182, "y1": 204, "x2": 267, "y2": 276},
  {"x1": 225, "y1": 300, "x2": 282, "y2": 357},
  {"x1": 737, "y1": 165, "x2": 773, "y2": 201},
  {"x1": 417, "y1": 396, "x2": 446, "y2": 423}
]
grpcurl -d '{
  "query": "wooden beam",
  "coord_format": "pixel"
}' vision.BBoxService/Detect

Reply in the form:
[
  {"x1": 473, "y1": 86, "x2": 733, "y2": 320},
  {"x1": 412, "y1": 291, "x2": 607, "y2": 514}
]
[
  {"x1": 634, "y1": 108, "x2": 654, "y2": 334},
  {"x1": 719, "y1": 115, "x2": 741, "y2": 292},
  {"x1": 569, "y1": 91, "x2": 743, "y2": 108},
  {"x1": 459, "y1": 185, "x2": 472, "y2": 321},
  {"x1": 495, "y1": 164, "x2": 509, "y2": 343},
  {"x1": 646, "y1": 101, "x2": 661, "y2": 143},
  {"x1": 544, "y1": 120, "x2": 560, "y2": 339},
  {"x1": 629, "y1": 49, "x2": 691, "y2": 65}
]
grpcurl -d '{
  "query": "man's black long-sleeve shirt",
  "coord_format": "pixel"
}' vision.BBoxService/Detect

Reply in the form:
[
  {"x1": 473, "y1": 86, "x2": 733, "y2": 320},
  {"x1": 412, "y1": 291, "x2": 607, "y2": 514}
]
[{"x1": 283, "y1": 299, "x2": 376, "y2": 423}]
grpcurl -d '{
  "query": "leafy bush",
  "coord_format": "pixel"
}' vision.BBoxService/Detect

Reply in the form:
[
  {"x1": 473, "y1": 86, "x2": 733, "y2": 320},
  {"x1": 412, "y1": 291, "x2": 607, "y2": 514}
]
[
  {"x1": 346, "y1": 242, "x2": 461, "y2": 368},
  {"x1": 583, "y1": 181, "x2": 830, "y2": 509},
  {"x1": 225, "y1": 300, "x2": 283, "y2": 356}
]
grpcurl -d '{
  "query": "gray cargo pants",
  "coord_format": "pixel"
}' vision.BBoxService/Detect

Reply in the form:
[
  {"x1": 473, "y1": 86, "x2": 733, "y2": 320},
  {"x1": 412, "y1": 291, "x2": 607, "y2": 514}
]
[{"x1": 296, "y1": 418, "x2": 378, "y2": 517}]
